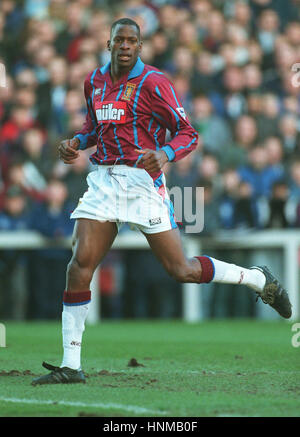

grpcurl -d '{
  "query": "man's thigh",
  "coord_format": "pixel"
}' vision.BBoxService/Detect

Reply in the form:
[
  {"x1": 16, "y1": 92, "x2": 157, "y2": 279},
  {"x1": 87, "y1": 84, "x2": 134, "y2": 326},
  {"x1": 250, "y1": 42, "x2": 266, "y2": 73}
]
[
  {"x1": 71, "y1": 218, "x2": 118, "y2": 270},
  {"x1": 142, "y1": 228, "x2": 187, "y2": 271}
]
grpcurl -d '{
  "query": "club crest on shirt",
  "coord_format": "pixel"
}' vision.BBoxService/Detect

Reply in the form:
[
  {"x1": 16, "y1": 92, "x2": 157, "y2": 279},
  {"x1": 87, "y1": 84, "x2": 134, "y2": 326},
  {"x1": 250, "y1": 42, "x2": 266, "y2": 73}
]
[
  {"x1": 94, "y1": 88, "x2": 102, "y2": 96},
  {"x1": 122, "y1": 82, "x2": 136, "y2": 101}
]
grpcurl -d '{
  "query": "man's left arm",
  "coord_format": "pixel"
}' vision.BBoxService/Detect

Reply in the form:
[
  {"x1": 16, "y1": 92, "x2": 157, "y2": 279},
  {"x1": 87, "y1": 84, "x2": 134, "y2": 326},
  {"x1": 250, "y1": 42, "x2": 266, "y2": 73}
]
[{"x1": 150, "y1": 77, "x2": 198, "y2": 162}]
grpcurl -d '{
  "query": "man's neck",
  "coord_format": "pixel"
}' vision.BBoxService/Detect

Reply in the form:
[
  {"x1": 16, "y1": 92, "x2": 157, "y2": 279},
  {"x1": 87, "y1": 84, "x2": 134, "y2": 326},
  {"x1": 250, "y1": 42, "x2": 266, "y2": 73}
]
[{"x1": 110, "y1": 65, "x2": 131, "y2": 85}]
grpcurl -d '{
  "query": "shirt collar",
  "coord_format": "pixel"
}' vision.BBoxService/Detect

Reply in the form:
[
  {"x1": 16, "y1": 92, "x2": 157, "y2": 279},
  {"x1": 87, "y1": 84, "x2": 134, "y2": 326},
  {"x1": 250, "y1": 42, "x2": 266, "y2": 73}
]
[
  {"x1": 128, "y1": 57, "x2": 145, "y2": 79},
  {"x1": 100, "y1": 57, "x2": 145, "y2": 79},
  {"x1": 100, "y1": 61, "x2": 110, "y2": 75}
]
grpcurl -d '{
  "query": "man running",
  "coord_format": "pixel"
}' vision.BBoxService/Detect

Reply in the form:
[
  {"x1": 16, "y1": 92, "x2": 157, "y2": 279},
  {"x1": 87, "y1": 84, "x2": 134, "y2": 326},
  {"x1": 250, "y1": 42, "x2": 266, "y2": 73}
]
[{"x1": 32, "y1": 18, "x2": 291, "y2": 385}]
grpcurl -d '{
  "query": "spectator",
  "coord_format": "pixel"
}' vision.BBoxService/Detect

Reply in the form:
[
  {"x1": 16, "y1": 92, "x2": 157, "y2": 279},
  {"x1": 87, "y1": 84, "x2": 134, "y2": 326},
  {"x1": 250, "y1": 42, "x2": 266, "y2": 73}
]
[
  {"x1": 222, "y1": 66, "x2": 247, "y2": 120},
  {"x1": 122, "y1": 0, "x2": 159, "y2": 38},
  {"x1": 61, "y1": 152, "x2": 90, "y2": 209},
  {"x1": 171, "y1": 74, "x2": 193, "y2": 114},
  {"x1": 167, "y1": 153, "x2": 199, "y2": 191},
  {"x1": 151, "y1": 30, "x2": 171, "y2": 70},
  {"x1": 282, "y1": 96, "x2": 300, "y2": 118},
  {"x1": 4, "y1": 159, "x2": 47, "y2": 203},
  {"x1": 158, "y1": 4, "x2": 179, "y2": 45},
  {"x1": 266, "y1": 180, "x2": 291, "y2": 228},
  {"x1": 139, "y1": 39, "x2": 155, "y2": 65},
  {"x1": 289, "y1": 160, "x2": 300, "y2": 201},
  {"x1": 63, "y1": 88, "x2": 86, "y2": 135},
  {"x1": 257, "y1": 8, "x2": 280, "y2": 69},
  {"x1": 55, "y1": 1, "x2": 85, "y2": 58},
  {"x1": 36, "y1": 56, "x2": 68, "y2": 134},
  {"x1": 0, "y1": 185, "x2": 31, "y2": 320},
  {"x1": 203, "y1": 9, "x2": 226, "y2": 53},
  {"x1": 30, "y1": 179, "x2": 73, "y2": 319},
  {"x1": 234, "y1": 181, "x2": 259, "y2": 229},
  {"x1": 0, "y1": 106, "x2": 36, "y2": 179},
  {"x1": 0, "y1": 106, "x2": 35, "y2": 147},
  {"x1": 24, "y1": 0, "x2": 49, "y2": 19},
  {"x1": 285, "y1": 21, "x2": 300, "y2": 48},
  {"x1": 220, "y1": 115, "x2": 257, "y2": 170},
  {"x1": 171, "y1": 46, "x2": 195, "y2": 77},
  {"x1": 264, "y1": 136, "x2": 286, "y2": 174},
  {"x1": 243, "y1": 63, "x2": 263, "y2": 94},
  {"x1": 0, "y1": 1, "x2": 25, "y2": 70},
  {"x1": 231, "y1": 1, "x2": 252, "y2": 33},
  {"x1": 197, "y1": 152, "x2": 222, "y2": 197},
  {"x1": 219, "y1": 168, "x2": 240, "y2": 230},
  {"x1": 279, "y1": 114, "x2": 300, "y2": 159},
  {"x1": 177, "y1": 20, "x2": 201, "y2": 54},
  {"x1": 67, "y1": 61, "x2": 86, "y2": 90},
  {"x1": 197, "y1": 180, "x2": 220, "y2": 236},
  {"x1": 21, "y1": 128, "x2": 53, "y2": 183},
  {"x1": 191, "y1": 51, "x2": 220, "y2": 97},
  {"x1": 246, "y1": 93, "x2": 263, "y2": 118},
  {"x1": 32, "y1": 44, "x2": 56, "y2": 84},
  {"x1": 14, "y1": 68, "x2": 38, "y2": 90},
  {"x1": 191, "y1": 0, "x2": 213, "y2": 36},
  {"x1": 192, "y1": 94, "x2": 232, "y2": 156},
  {"x1": 256, "y1": 93, "x2": 280, "y2": 141},
  {"x1": 238, "y1": 144, "x2": 284, "y2": 198}
]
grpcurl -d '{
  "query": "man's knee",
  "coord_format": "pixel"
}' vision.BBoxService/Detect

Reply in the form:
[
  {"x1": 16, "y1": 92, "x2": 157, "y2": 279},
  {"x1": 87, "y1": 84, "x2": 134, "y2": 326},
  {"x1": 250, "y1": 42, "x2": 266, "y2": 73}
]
[{"x1": 67, "y1": 256, "x2": 94, "y2": 284}]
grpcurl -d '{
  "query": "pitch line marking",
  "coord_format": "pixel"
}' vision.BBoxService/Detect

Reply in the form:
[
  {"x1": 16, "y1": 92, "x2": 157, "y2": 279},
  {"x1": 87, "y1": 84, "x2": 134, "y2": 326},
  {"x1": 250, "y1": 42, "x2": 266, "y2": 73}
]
[{"x1": 0, "y1": 397, "x2": 167, "y2": 416}]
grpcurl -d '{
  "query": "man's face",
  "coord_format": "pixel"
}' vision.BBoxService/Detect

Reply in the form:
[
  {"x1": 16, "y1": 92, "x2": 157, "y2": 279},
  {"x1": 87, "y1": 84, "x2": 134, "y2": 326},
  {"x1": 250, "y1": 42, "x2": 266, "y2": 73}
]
[{"x1": 108, "y1": 24, "x2": 142, "y2": 70}]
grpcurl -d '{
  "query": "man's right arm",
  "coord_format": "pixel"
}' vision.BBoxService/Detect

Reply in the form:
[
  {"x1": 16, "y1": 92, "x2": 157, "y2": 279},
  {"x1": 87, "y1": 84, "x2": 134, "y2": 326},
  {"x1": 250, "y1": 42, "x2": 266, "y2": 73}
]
[
  {"x1": 59, "y1": 74, "x2": 98, "y2": 164},
  {"x1": 58, "y1": 137, "x2": 80, "y2": 164},
  {"x1": 73, "y1": 75, "x2": 98, "y2": 151}
]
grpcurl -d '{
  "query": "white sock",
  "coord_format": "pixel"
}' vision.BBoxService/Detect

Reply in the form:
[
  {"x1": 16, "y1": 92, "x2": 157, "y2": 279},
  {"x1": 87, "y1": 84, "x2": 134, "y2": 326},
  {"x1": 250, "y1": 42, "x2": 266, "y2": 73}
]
[
  {"x1": 61, "y1": 303, "x2": 90, "y2": 370},
  {"x1": 209, "y1": 257, "x2": 266, "y2": 292}
]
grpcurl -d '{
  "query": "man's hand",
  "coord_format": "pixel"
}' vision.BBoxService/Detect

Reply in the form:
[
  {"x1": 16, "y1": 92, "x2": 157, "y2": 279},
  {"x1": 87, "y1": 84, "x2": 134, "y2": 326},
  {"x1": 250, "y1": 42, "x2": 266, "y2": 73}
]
[
  {"x1": 59, "y1": 138, "x2": 80, "y2": 164},
  {"x1": 135, "y1": 149, "x2": 169, "y2": 172}
]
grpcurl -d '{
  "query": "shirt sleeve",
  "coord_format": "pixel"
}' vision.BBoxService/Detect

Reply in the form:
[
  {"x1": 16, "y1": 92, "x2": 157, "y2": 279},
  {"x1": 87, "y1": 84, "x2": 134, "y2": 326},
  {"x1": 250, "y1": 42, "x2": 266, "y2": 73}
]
[
  {"x1": 150, "y1": 76, "x2": 198, "y2": 162},
  {"x1": 73, "y1": 75, "x2": 98, "y2": 150}
]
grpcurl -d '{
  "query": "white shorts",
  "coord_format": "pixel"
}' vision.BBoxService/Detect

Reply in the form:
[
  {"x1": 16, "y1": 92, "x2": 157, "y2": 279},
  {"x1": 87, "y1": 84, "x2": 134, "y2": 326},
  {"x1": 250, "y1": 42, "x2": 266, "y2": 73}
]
[{"x1": 70, "y1": 165, "x2": 177, "y2": 234}]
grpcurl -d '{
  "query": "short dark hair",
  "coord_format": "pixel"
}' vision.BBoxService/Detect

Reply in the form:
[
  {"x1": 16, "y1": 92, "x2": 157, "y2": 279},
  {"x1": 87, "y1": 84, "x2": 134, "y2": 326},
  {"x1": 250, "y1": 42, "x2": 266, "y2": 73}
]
[{"x1": 110, "y1": 18, "x2": 141, "y2": 40}]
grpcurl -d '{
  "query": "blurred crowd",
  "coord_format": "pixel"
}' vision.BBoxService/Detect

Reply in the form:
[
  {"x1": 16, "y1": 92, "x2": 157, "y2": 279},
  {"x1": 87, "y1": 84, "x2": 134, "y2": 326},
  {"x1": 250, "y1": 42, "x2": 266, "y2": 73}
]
[{"x1": 0, "y1": 0, "x2": 300, "y2": 320}]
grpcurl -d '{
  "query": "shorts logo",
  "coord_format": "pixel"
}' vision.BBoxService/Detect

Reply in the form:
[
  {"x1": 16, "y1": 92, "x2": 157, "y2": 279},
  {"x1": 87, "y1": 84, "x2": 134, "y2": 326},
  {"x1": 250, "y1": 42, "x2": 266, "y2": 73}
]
[
  {"x1": 149, "y1": 217, "x2": 162, "y2": 226},
  {"x1": 95, "y1": 101, "x2": 127, "y2": 124},
  {"x1": 122, "y1": 82, "x2": 136, "y2": 101}
]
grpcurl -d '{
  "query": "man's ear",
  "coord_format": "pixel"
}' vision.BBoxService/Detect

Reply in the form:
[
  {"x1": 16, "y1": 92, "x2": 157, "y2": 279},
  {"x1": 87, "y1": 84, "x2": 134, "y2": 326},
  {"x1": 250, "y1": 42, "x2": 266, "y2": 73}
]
[
  {"x1": 138, "y1": 40, "x2": 143, "y2": 53},
  {"x1": 107, "y1": 40, "x2": 111, "y2": 51}
]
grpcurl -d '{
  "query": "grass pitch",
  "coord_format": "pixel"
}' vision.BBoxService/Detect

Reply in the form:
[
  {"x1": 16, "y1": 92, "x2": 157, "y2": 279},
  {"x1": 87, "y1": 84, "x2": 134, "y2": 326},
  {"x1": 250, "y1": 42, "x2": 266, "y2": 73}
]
[{"x1": 0, "y1": 320, "x2": 299, "y2": 417}]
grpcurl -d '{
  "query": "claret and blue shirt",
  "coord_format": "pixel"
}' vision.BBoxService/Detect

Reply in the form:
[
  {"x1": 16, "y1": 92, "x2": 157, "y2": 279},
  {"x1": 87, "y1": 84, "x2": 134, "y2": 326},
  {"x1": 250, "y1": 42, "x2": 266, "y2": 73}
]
[{"x1": 74, "y1": 57, "x2": 198, "y2": 181}]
